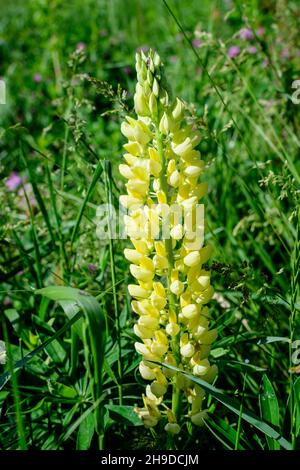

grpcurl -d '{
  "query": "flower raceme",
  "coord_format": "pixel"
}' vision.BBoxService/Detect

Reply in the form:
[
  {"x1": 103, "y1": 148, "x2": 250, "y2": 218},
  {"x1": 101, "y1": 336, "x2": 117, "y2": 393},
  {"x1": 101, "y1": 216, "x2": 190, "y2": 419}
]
[{"x1": 120, "y1": 49, "x2": 218, "y2": 434}]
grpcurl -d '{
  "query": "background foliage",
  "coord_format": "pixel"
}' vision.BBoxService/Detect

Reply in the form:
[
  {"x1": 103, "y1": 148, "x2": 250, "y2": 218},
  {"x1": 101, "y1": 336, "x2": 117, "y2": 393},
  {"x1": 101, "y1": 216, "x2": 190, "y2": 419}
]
[{"x1": 0, "y1": 0, "x2": 299, "y2": 450}]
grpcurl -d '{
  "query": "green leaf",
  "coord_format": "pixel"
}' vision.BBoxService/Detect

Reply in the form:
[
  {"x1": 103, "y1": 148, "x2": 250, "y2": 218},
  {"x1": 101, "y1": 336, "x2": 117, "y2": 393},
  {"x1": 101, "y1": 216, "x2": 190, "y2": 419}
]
[
  {"x1": 259, "y1": 374, "x2": 280, "y2": 450},
  {"x1": 226, "y1": 360, "x2": 267, "y2": 373},
  {"x1": 21, "y1": 144, "x2": 56, "y2": 247},
  {"x1": 105, "y1": 404, "x2": 143, "y2": 426},
  {"x1": 257, "y1": 337, "x2": 290, "y2": 345},
  {"x1": 204, "y1": 416, "x2": 248, "y2": 450},
  {"x1": 61, "y1": 397, "x2": 103, "y2": 443},
  {"x1": 0, "y1": 312, "x2": 82, "y2": 391},
  {"x1": 47, "y1": 380, "x2": 78, "y2": 399},
  {"x1": 210, "y1": 347, "x2": 229, "y2": 359},
  {"x1": 294, "y1": 377, "x2": 300, "y2": 438},
  {"x1": 32, "y1": 314, "x2": 67, "y2": 364},
  {"x1": 76, "y1": 411, "x2": 95, "y2": 450},
  {"x1": 35, "y1": 286, "x2": 106, "y2": 435},
  {"x1": 70, "y1": 159, "x2": 103, "y2": 247},
  {"x1": 157, "y1": 361, "x2": 292, "y2": 450}
]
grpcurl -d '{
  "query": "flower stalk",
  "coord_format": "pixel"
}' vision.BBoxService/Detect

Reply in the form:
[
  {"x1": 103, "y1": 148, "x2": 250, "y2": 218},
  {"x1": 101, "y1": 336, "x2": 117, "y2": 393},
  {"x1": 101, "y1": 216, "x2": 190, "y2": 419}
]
[{"x1": 120, "y1": 49, "x2": 218, "y2": 434}]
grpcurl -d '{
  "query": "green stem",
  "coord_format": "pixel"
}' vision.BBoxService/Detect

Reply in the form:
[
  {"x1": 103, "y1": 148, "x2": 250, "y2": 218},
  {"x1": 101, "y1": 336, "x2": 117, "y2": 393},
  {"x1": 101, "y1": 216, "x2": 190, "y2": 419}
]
[
  {"x1": 2, "y1": 319, "x2": 27, "y2": 450},
  {"x1": 98, "y1": 433, "x2": 105, "y2": 450},
  {"x1": 59, "y1": 125, "x2": 70, "y2": 279},
  {"x1": 105, "y1": 161, "x2": 123, "y2": 405},
  {"x1": 289, "y1": 205, "x2": 299, "y2": 449}
]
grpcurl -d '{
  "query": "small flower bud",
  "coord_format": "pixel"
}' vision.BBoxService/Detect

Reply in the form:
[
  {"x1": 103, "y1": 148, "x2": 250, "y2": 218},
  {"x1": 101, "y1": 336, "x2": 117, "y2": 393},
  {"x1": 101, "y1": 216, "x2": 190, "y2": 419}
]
[
  {"x1": 153, "y1": 51, "x2": 161, "y2": 67},
  {"x1": 169, "y1": 170, "x2": 180, "y2": 187},
  {"x1": 182, "y1": 304, "x2": 198, "y2": 319},
  {"x1": 170, "y1": 225, "x2": 184, "y2": 240},
  {"x1": 147, "y1": 69, "x2": 153, "y2": 86},
  {"x1": 128, "y1": 284, "x2": 149, "y2": 298},
  {"x1": 184, "y1": 251, "x2": 201, "y2": 267},
  {"x1": 152, "y1": 77, "x2": 159, "y2": 97},
  {"x1": 191, "y1": 410, "x2": 208, "y2": 427},
  {"x1": 130, "y1": 265, "x2": 154, "y2": 282},
  {"x1": 165, "y1": 422, "x2": 181, "y2": 434},
  {"x1": 134, "y1": 84, "x2": 150, "y2": 116},
  {"x1": 159, "y1": 112, "x2": 169, "y2": 134},
  {"x1": 172, "y1": 98, "x2": 185, "y2": 120},
  {"x1": 180, "y1": 342, "x2": 195, "y2": 358},
  {"x1": 139, "y1": 361, "x2": 156, "y2": 380},
  {"x1": 166, "y1": 322, "x2": 180, "y2": 336},
  {"x1": 170, "y1": 279, "x2": 184, "y2": 295},
  {"x1": 149, "y1": 92, "x2": 158, "y2": 116}
]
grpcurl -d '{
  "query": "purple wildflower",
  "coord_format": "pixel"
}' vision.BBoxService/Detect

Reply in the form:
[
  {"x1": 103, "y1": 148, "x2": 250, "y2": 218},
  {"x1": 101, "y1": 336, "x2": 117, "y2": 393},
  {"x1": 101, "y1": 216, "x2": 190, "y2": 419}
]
[
  {"x1": 88, "y1": 263, "x2": 97, "y2": 273},
  {"x1": 123, "y1": 66, "x2": 132, "y2": 75},
  {"x1": 33, "y1": 73, "x2": 42, "y2": 83},
  {"x1": 192, "y1": 38, "x2": 201, "y2": 48},
  {"x1": 239, "y1": 28, "x2": 254, "y2": 40},
  {"x1": 247, "y1": 46, "x2": 258, "y2": 55},
  {"x1": 281, "y1": 48, "x2": 290, "y2": 59},
  {"x1": 256, "y1": 27, "x2": 265, "y2": 37},
  {"x1": 76, "y1": 42, "x2": 86, "y2": 51},
  {"x1": 18, "y1": 183, "x2": 37, "y2": 209},
  {"x1": 136, "y1": 45, "x2": 150, "y2": 53},
  {"x1": 228, "y1": 46, "x2": 240, "y2": 58},
  {"x1": 262, "y1": 58, "x2": 269, "y2": 68},
  {"x1": 5, "y1": 172, "x2": 22, "y2": 191},
  {"x1": 3, "y1": 296, "x2": 12, "y2": 306},
  {"x1": 99, "y1": 29, "x2": 108, "y2": 37}
]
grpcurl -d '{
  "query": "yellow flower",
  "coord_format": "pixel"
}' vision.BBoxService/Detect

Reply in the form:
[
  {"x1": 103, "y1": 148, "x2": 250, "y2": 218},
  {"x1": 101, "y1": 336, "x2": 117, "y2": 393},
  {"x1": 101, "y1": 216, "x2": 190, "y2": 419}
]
[{"x1": 121, "y1": 49, "x2": 217, "y2": 432}]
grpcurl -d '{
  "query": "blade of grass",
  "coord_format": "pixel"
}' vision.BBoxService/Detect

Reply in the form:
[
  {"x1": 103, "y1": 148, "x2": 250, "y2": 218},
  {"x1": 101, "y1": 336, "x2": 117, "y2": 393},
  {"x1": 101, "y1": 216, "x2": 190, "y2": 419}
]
[
  {"x1": 2, "y1": 318, "x2": 27, "y2": 450},
  {"x1": 289, "y1": 205, "x2": 300, "y2": 448},
  {"x1": 35, "y1": 286, "x2": 107, "y2": 449},
  {"x1": 20, "y1": 143, "x2": 56, "y2": 247},
  {"x1": 259, "y1": 374, "x2": 280, "y2": 450},
  {"x1": 156, "y1": 361, "x2": 292, "y2": 450},
  {"x1": 45, "y1": 161, "x2": 70, "y2": 273},
  {"x1": 235, "y1": 373, "x2": 247, "y2": 450},
  {"x1": 21, "y1": 183, "x2": 43, "y2": 288},
  {"x1": 0, "y1": 312, "x2": 83, "y2": 391},
  {"x1": 70, "y1": 158, "x2": 103, "y2": 248},
  {"x1": 104, "y1": 160, "x2": 123, "y2": 405}
]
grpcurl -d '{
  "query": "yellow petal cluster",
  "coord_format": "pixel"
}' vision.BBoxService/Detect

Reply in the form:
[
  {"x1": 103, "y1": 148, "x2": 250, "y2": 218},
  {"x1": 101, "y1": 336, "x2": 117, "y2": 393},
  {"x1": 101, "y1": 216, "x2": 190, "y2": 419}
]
[{"x1": 120, "y1": 49, "x2": 217, "y2": 432}]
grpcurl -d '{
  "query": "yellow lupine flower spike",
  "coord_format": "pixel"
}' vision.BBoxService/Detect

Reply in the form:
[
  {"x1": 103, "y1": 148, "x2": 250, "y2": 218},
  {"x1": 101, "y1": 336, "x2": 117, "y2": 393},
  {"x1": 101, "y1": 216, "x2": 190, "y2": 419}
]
[{"x1": 120, "y1": 49, "x2": 217, "y2": 432}]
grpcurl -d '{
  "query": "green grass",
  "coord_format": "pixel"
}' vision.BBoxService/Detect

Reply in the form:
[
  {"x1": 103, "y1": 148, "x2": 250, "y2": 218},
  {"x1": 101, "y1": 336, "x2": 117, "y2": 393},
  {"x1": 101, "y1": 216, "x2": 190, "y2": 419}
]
[{"x1": 0, "y1": 0, "x2": 299, "y2": 450}]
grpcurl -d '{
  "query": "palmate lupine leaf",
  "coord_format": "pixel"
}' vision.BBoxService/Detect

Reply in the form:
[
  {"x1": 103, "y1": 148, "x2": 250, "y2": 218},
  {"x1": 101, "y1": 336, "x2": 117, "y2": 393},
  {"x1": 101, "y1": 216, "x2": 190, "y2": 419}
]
[
  {"x1": 105, "y1": 404, "x2": 143, "y2": 426},
  {"x1": 76, "y1": 411, "x2": 95, "y2": 450}
]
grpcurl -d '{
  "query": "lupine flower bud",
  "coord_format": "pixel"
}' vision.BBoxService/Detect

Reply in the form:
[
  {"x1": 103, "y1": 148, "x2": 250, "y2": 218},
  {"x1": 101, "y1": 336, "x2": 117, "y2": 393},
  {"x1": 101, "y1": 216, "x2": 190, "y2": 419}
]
[
  {"x1": 120, "y1": 49, "x2": 217, "y2": 433},
  {"x1": 190, "y1": 410, "x2": 208, "y2": 426},
  {"x1": 170, "y1": 279, "x2": 184, "y2": 295},
  {"x1": 164, "y1": 422, "x2": 181, "y2": 434}
]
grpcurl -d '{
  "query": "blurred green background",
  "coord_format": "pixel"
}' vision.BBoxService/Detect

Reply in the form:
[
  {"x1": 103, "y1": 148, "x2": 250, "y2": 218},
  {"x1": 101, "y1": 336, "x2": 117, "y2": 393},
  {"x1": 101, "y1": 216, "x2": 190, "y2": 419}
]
[{"x1": 0, "y1": 0, "x2": 299, "y2": 451}]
